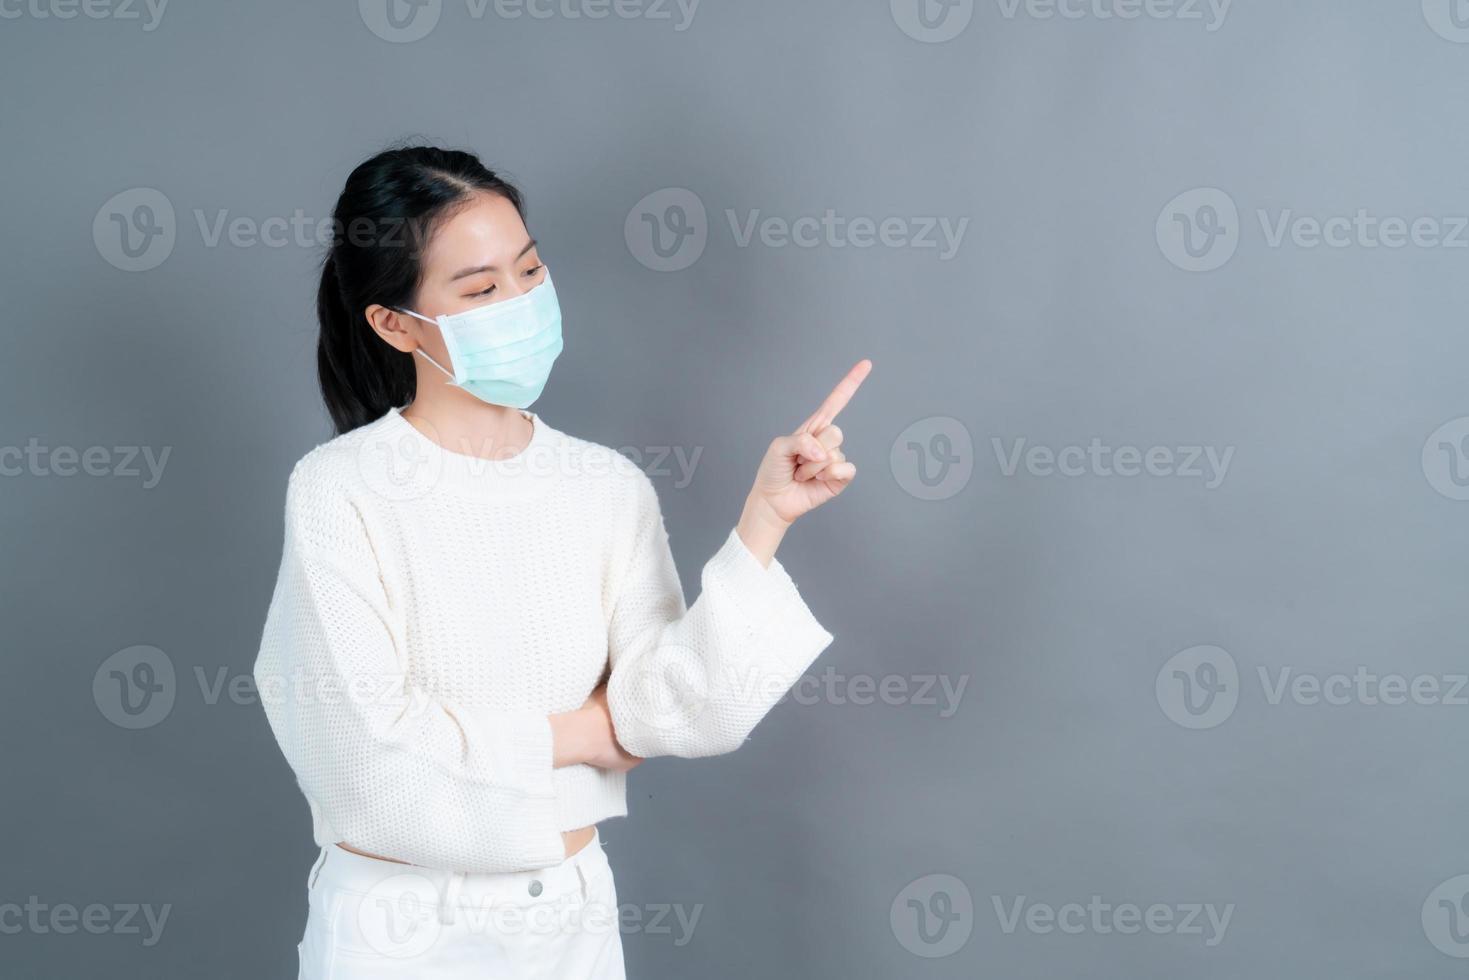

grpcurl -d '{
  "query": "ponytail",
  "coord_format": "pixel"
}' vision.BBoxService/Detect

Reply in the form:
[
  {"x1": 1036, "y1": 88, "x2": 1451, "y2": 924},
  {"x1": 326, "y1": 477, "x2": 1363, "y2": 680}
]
[
  {"x1": 314, "y1": 145, "x2": 527, "y2": 435},
  {"x1": 316, "y1": 254, "x2": 414, "y2": 434}
]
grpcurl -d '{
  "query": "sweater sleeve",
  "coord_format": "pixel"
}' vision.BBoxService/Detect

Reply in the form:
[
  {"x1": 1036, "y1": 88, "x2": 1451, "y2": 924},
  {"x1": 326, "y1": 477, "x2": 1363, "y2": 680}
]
[
  {"x1": 251, "y1": 464, "x2": 566, "y2": 873},
  {"x1": 604, "y1": 471, "x2": 835, "y2": 758}
]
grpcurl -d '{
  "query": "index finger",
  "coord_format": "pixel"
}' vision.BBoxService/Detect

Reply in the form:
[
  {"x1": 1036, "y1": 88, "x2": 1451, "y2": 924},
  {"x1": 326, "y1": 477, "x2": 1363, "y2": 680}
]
[{"x1": 796, "y1": 359, "x2": 872, "y2": 435}]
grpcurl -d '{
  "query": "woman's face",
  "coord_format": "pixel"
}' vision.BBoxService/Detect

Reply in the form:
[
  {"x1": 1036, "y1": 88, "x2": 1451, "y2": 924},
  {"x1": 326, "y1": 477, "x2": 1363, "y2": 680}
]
[
  {"x1": 414, "y1": 190, "x2": 546, "y2": 317},
  {"x1": 368, "y1": 190, "x2": 547, "y2": 368}
]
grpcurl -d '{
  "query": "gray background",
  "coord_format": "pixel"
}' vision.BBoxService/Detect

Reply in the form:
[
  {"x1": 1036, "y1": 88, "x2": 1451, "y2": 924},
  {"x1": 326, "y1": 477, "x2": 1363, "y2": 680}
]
[{"x1": 2, "y1": 0, "x2": 1467, "y2": 976}]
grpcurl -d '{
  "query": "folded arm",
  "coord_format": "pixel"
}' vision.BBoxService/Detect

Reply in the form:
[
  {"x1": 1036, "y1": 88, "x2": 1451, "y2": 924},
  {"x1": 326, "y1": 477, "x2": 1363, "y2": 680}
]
[
  {"x1": 252, "y1": 468, "x2": 567, "y2": 873},
  {"x1": 604, "y1": 471, "x2": 835, "y2": 759}
]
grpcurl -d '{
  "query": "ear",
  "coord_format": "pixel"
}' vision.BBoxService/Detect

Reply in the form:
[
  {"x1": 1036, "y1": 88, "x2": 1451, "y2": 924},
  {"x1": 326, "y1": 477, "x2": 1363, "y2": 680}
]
[{"x1": 365, "y1": 304, "x2": 419, "y2": 355}]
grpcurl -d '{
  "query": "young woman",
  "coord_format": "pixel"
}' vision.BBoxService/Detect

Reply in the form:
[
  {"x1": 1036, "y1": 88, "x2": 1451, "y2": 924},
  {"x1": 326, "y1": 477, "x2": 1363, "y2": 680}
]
[{"x1": 253, "y1": 145, "x2": 870, "y2": 980}]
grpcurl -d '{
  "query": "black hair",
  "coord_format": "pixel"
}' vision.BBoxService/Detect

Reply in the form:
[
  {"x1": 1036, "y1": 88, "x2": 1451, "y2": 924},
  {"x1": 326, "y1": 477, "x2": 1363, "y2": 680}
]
[{"x1": 316, "y1": 145, "x2": 526, "y2": 434}]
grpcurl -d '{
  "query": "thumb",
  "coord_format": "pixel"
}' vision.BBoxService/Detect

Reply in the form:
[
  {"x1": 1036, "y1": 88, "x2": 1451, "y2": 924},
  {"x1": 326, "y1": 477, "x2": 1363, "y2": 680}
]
[{"x1": 775, "y1": 432, "x2": 828, "y2": 467}]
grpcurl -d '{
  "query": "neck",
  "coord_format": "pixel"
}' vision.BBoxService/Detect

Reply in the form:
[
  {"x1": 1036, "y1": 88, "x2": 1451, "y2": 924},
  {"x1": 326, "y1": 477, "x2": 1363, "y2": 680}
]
[{"x1": 401, "y1": 367, "x2": 533, "y2": 462}]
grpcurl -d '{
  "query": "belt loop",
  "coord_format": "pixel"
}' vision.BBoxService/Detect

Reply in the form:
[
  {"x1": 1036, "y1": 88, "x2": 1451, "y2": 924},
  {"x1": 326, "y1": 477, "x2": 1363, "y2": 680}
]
[
  {"x1": 307, "y1": 847, "x2": 329, "y2": 893},
  {"x1": 438, "y1": 871, "x2": 465, "y2": 927},
  {"x1": 576, "y1": 863, "x2": 589, "y2": 902}
]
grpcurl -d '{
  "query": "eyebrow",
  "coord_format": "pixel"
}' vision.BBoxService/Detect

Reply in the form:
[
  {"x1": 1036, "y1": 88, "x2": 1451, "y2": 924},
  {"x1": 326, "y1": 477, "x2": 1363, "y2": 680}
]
[{"x1": 448, "y1": 240, "x2": 539, "y2": 282}]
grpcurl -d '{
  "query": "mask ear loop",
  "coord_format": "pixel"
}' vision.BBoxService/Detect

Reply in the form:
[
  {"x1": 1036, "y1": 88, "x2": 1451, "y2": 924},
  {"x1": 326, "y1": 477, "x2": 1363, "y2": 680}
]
[{"x1": 397, "y1": 308, "x2": 457, "y2": 382}]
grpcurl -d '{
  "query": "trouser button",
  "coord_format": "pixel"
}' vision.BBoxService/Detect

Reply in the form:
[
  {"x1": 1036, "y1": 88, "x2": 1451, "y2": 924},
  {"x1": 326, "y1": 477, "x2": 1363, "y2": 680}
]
[{"x1": 528, "y1": 879, "x2": 543, "y2": 897}]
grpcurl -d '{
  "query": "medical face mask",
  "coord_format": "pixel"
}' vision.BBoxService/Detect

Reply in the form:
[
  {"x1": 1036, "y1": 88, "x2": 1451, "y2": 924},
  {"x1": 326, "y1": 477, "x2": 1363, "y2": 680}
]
[{"x1": 398, "y1": 273, "x2": 564, "y2": 409}]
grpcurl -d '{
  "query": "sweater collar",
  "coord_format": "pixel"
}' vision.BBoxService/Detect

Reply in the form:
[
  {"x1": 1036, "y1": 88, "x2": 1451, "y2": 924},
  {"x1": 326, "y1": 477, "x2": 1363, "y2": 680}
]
[{"x1": 372, "y1": 406, "x2": 564, "y2": 502}]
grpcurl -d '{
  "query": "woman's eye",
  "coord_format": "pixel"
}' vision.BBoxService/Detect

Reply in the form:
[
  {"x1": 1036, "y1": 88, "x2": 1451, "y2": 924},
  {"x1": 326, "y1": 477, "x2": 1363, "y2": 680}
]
[{"x1": 467, "y1": 266, "x2": 539, "y2": 298}]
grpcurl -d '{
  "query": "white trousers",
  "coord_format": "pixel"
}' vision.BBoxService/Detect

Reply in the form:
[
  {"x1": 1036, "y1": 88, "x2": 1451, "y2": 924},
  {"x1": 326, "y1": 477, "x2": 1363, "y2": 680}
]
[{"x1": 296, "y1": 830, "x2": 626, "y2": 979}]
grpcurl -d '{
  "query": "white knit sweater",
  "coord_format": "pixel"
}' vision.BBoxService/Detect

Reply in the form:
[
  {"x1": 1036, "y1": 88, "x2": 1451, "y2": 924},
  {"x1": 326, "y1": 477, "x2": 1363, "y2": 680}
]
[{"x1": 252, "y1": 406, "x2": 834, "y2": 873}]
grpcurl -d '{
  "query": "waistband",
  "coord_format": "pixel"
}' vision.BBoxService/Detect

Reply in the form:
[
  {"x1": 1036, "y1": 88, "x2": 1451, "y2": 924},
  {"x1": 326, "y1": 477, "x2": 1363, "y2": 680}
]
[{"x1": 308, "y1": 830, "x2": 612, "y2": 929}]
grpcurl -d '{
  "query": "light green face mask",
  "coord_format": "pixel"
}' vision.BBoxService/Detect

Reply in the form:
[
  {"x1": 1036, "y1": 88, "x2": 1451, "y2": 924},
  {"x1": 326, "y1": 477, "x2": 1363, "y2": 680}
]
[{"x1": 399, "y1": 273, "x2": 564, "y2": 409}]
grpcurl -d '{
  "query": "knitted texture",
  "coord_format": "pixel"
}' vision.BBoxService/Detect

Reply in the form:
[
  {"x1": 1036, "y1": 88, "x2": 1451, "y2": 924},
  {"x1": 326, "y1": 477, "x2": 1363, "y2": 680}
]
[{"x1": 253, "y1": 407, "x2": 834, "y2": 873}]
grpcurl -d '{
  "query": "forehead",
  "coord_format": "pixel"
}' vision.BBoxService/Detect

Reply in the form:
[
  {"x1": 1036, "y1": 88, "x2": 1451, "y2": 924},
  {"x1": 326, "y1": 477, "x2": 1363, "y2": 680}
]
[{"x1": 422, "y1": 192, "x2": 530, "y2": 268}]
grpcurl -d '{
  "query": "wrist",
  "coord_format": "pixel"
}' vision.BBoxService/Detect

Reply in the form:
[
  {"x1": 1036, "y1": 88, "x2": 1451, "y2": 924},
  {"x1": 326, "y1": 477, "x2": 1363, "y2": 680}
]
[
  {"x1": 738, "y1": 492, "x2": 790, "y2": 568},
  {"x1": 550, "y1": 707, "x2": 597, "y2": 768}
]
